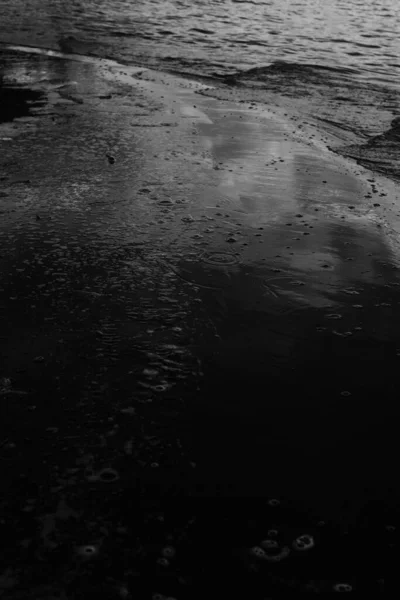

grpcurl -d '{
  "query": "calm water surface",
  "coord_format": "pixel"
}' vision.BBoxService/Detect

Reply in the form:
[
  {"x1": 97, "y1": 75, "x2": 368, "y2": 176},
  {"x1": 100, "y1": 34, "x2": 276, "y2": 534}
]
[{"x1": 0, "y1": 0, "x2": 399, "y2": 87}]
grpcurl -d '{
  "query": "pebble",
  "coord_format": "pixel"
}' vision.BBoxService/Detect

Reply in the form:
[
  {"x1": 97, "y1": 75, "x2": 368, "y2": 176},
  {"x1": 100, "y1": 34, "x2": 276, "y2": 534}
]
[
  {"x1": 87, "y1": 468, "x2": 119, "y2": 483},
  {"x1": 249, "y1": 546, "x2": 266, "y2": 559},
  {"x1": 333, "y1": 583, "x2": 353, "y2": 592},
  {"x1": 260, "y1": 539, "x2": 279, "y2": 550},
  {"x1": 292, "y1": 534, "x2": 315, "y2": 551},
  {"x1": 268, "y1": 498, "x2": 280, "y2": 507},
  {"x1": 161, "y1": 546, "x2": 176, "y2": 559},
  {"x1": 156, "y1": 557, "x2": 169, "y2": 567},
  {"x1": 76, "y1": 544, "x2": 100, "y2": 559},
  {"x1": 120, "y1": 407, "x2": 136, "y2": 415}
]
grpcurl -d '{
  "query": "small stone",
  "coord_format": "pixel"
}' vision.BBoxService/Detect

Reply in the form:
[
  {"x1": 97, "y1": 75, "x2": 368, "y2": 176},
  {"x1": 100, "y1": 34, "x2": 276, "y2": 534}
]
[
  {"x1": 120, "y1": 407, "x2": 136, "y2": 415},
  {"x1": 88, "y1": 468, "x2": 119, "y2": 483},
  {"x1": 143, "y1": 368, "x2": 159, "y2": 377},
  {"x1": 266, "y1": 546, "x2": 290, "y2": 562},
  {"x1": 260, "y1": 539, "x2": 279, "y2": 550},
  {"x1": 76, "y1": 544, "x2": 100, "y2": 559},
  {"x1": 161, "y1": 546, "x2": 176, "y2": 559},
  {"x1": 249, "y1": 546, "x2": 266, "y2": 559},
  {"x1": 124, "y1": 440, "x2": 133, "y2": 455},
  {"x1": 268, "y1": 498, "x2": 280, "y2": 507},
  {"x1": 342, "y1": 289, "x2": 359, "y2": 295},
  {"x1": 156, "y1": 557, "x2": 169, "y2": 567},
  {"x1": 267, "y1": 529, "x2": 279, "y2": 537},
  {"x1": 292, "y1": 534, "x2": 315, "y2": 551},
  {"x1": 333, "y1": 583, "x2": 353, "y2": 592},
  {"x1": 118, "y1": 585, "x2": 130, "y2": 599}
]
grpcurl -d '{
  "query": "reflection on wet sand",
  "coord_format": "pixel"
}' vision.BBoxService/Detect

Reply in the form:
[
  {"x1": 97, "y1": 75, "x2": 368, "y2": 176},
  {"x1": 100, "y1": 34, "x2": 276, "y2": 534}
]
[{"x1": 170, "y1": 85, "x2": 400, "y2": 509}]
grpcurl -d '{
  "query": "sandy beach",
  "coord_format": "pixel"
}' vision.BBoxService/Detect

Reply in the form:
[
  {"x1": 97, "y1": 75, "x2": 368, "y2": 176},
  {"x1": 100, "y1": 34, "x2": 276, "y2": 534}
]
[{"x1": 0, "y1": 46, "x2": 398, "y2": 595}]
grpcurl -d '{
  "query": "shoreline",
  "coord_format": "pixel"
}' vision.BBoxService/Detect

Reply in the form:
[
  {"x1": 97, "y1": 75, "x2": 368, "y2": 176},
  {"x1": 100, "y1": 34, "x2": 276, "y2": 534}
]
[{"x1": 4, "y1": 40, "x2": 399, "y2": 184}]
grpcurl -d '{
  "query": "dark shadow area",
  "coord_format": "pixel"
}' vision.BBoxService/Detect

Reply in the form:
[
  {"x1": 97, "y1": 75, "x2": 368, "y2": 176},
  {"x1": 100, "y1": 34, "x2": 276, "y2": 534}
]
[{"x1": 0, "y1": 81, "x2": 45, "y2": 123}]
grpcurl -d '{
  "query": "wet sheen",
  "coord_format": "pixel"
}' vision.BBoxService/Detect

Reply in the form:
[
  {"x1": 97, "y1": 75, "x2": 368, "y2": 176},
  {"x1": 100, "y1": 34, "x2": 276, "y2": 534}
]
[{"x1": 0, "y1": 0, "x2": 399, "y2": 87}]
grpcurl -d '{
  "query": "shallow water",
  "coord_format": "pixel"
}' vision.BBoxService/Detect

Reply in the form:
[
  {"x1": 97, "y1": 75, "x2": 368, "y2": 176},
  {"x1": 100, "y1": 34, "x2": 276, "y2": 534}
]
[
  {"x1": 1, "y1": 0, "x2": 399, "y2": 183},
  {"x1": 0, "y1": 0, "x2": 399, "y2": 88}
]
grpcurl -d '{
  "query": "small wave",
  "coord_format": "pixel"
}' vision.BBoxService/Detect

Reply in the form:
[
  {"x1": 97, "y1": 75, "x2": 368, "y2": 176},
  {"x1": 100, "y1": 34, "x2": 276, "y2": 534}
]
[
  {"x1": 335, "y1": 117, "x2": 400, "y2": 181},
  {"x1": 353, "y1": 41, "x2": 382, "y2": 49},
  {"x1": 231, "y1": 0, "x2": 268, "y2": 4},
  {"x1": 232, "y1": 39, "x2": 269, "y2": 47},
  {"x1": 328, "y1": 38, "x2": 352, "y2": 44},
  {"x1": 189, "y1": 27, "x2": 214, "y2": 35},
  {"x1": 213, "y1": 57, "x2": 400, "y2": 183},
  {"x1": 230, "y1": 61, "x2": 361, "y2": 91}
]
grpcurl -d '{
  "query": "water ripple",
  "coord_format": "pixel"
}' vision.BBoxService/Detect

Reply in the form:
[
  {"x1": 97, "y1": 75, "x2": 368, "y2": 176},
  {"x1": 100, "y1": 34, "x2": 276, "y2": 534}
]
[{"x1": 0, "y1": 0, "x2": 398, "y2": 89}]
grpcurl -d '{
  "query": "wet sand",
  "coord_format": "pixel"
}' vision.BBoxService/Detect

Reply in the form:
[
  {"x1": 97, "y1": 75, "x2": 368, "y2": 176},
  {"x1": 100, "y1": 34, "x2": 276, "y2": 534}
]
[{"x1": 0, "y1": 46, "x2": 398, "y2": 595}]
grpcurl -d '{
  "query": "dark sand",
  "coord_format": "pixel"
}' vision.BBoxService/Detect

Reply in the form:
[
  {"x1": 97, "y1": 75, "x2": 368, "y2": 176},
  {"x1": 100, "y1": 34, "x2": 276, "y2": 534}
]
[{"x1": 0, "y1": 46, "x2": 398, "y2": 596}]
